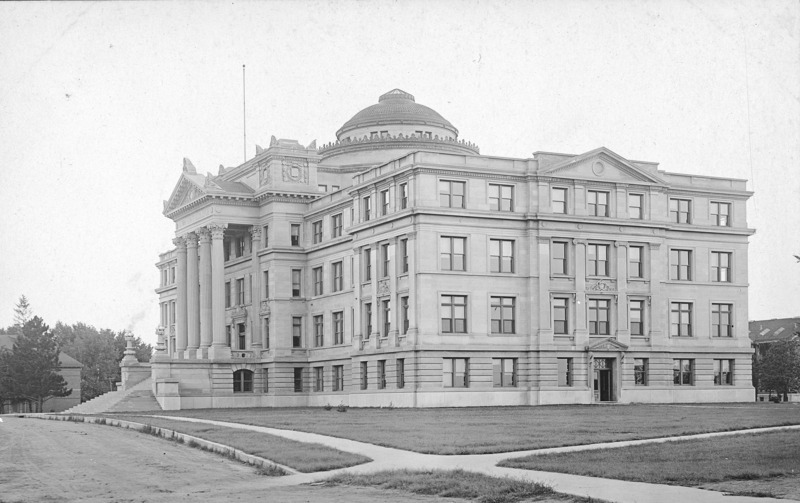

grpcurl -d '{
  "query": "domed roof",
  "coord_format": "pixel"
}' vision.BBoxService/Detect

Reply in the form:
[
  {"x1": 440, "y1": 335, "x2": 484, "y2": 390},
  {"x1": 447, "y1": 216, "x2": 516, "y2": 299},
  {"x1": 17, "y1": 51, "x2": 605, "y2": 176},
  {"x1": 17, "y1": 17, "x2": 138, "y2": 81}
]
[{"x1": 336, "y1": 89, "x2": 458, "y2": 139}]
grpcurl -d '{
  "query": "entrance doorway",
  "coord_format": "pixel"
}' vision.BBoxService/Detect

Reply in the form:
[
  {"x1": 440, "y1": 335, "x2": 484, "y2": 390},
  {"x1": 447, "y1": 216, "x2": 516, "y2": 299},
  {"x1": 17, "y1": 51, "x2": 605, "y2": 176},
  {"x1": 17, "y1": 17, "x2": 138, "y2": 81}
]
[{"x1": 593, "y1": 358, "x2": 615, "y2": 402}]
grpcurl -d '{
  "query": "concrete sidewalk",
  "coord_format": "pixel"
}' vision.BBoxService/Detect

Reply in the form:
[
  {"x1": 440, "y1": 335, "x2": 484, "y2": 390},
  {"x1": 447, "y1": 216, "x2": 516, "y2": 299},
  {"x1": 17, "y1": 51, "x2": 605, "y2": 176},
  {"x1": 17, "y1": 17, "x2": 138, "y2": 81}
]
[{"x1": 155, "y1": 415, "x2": 796, "y2": 503}]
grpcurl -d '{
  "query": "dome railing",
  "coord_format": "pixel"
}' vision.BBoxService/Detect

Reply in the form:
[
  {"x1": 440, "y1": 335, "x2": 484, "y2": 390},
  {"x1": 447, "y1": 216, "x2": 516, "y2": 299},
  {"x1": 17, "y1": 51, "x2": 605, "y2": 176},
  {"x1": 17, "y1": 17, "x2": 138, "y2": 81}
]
[{"x1": 318, "y1": 132, "x2": 479, "y2": 155}]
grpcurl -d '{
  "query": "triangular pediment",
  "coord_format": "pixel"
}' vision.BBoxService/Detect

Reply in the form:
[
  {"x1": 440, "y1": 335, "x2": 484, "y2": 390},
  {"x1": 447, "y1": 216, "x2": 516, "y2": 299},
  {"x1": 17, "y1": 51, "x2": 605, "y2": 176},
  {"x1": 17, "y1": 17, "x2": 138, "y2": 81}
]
[
  {"x1": 540, "y1": 147, "x2": 665, "y2": 185},
  {"x1": 585, "y1": 337, "x2": 629, "y2": 352},
  {"x1": 163, "y1": 173, "x2": 208, "y2": 214}
]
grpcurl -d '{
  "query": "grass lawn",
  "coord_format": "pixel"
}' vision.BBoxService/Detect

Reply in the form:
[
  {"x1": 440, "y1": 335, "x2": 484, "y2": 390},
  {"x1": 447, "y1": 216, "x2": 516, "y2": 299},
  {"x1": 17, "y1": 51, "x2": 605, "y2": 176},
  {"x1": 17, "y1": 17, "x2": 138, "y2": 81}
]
[
  {"x1": 106, "y1": 414, "x2": 371, "y2": 472},
  {"x1": 324, "y1": 469, "x2": 595, "y2": 503},
  {"x1": 499, "y1": 430, "x2": 800, "y2": 486},
  {"x1": 148, "y1": 403, "x2": 800, "y2": 454}
]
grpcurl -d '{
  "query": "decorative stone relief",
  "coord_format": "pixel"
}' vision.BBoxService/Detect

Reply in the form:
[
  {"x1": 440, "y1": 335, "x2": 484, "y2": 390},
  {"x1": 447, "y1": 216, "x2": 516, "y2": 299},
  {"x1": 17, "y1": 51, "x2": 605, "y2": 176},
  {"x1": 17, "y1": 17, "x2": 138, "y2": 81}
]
[
  {"x1": 207, "y1": 223, "x2": 226, "y2": 240},
  {"x1": 377, "y1": 280, "x2": 390, "y2": 297},
  {"x1": 281, "y1": 159, "x2": 309, "y2": 184},
  {"x1": 586, "y1": 280, "x2": 616, "y2": 292},
  {"x1": 592, "y1": 161, "x2": 605, "y2": 176},
  {"x1": 258, "y1": 160, "x2": 272, "y2": 187},
  {"x1": 231, "y1": 306, "x2": 247, "y2": 323},
  {"x1": 260, "y1": 300, "x2": 270, "y2": 315}
]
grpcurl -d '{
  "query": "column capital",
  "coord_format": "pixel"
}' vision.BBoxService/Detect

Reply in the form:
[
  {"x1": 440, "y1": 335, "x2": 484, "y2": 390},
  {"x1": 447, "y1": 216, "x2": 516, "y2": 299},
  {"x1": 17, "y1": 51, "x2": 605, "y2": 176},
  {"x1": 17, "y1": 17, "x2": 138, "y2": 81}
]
[
  {"x1": 572, "y1": 238, "x2": 588, "y2": 246},
  {"x1": 185, "y1": 232, "x2": 198, "y2": 247},
  {"x1": 614, "y1": 241, "x2": 628, "y2": 248},
  {"x1": 173, "y1": 236, "x2": 187, "y2": 249},
  {"x1": 208, "y1": 223, "x2": 226, "y2": 239},
  {"x1": 197, "y1": 227, "x2": 212, "y2": 244},
  {"x1": 249, "y1": 225, "x2": 262, "y2": 243}
]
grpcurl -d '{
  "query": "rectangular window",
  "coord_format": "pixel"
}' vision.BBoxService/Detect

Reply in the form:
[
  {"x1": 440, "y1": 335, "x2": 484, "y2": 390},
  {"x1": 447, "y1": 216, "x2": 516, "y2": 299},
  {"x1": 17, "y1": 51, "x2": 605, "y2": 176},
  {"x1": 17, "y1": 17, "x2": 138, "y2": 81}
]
[
  {"x1": 634, "y1": 358, "x2": 648, "y2": 386},
  {"x1": 443, "y1": 358, "x2": 469, "y2": 388},
  {"x1": 263, "y1": 270, "x2": 269, "y2": 298},
  {"x1": 292, "y1": 316, "x2": 302, "y2": 348},
  {"x1": 711, "y1": 252, "x2": 731, "y2": 282},
  {"x1": 552, "y1": 241, "x2": 568, "y2": 275},
  {"x1": 669, "y1": 198, "x2": 691, "y2": 223},
  {"x1": 440, "y1": 236, "x2": 466, "y2": 271},
  {"x1": 400, "y1": 238, "x2": 409, "y2": 273},
  {"x1": 263, "y1": 225, "x2": 269, "y2": 248},
  {"x1": 263, "y1": 368, "x2": 269, "y2": 393},
  {"x1": 236, "y1": 278, "x2": 245, "y2": 305},
  {"x1": 673, "y1": 359, "x2": 694, "y2": 385},
  {"x1": 629, "y1": 246, "x2": 644, "y2": 279},
  {"x1": 263, "y1": 317, "x2": 270, "y2": 349},
  {"x1": 333, "y1": 311, "x2": 344, "y2": 345},
  {"x1": 441, "y1": 295, "x2": 467, "y2": 333},
  {"x1": 225, "y1": 281, "x2": 231, "y2": 308},
  {"x1": 233, "y1": 370, "x2": 252, "y2": 392},
  {"x1": 332, "y1": 261, "x2": 343, "y2": 292},
  {"x1": 714, "y1": 359, "x2": 734, "y2": 385},
  {"x1": 490, "y1": 239, "x2": 514, "y2": 273},
  {"x1": 628, "y1": 194, "x2": 643, "y2": 219},
  {"x1": 377, "y1": 360, "x2": 386, "y2": 389},
  {"x1": 557, "y1": 358, "x2": 573, "y2": 386},
  {"x1": 629, "y1": 300, "x2": 644, "y2": 336},
  {"x1": 226, "y1": 325, "x2": 232, "y2": 347},
  {"x1": 318, "y1": 184, "x2": 327, "y2": 192},
  {"x1": 401, "y1": 296, "x2": 409, "y2": 335},
  {"x1": 493, "y1": 358, "x2": 517, "y2": 387},
  {"x1": 364, "y1": 303, "x2": 372, "y2": 338},
  {"x1": 360, "y1": 361, "x2": 368, "y2": 389},
  {"x1": 553, "y1": 298, "x2": 568, "y2": 334},
  {"x1": 364, "y1": 248, "x2": 371, "y2": 281},
  {"x1": 712, "y1": 303, "x2": 733, "y2": 337},
  {"x1": 439, "y1": 180, "x2": 466, "y2": 208},
  {"x1": 587, "y1": 244, "x2": 609, "y2": 276},
  {"x1": 293, "y1": 367, "x2": 303, "y2": 392},
  {"x1": 333, "y1": 365, "x2": 344, "y2": 391},
  {"x1": 363, "y1": 196, "x2": 372, "y2": 221},
  {"x1": 291, "y1": 224, "x2": 301, "y2": 246},
  {"x1": 332, "y1": 185, "x2": 340, "y2": 191},
  {"x1": 397, "y1": 359, "x2": 405, "y2": 388},
  {"x1": 670, "y1": 302, "x2": 693, "y2": 337},
  {"x1": 237, "y1": 323, "x2": 246, "y2": 350},
  {"x1": 313, "y1": 314, "x2": 324, "y2": 347},
  {"x1": 331, "y1": 213, "x2": 343, "y2": 238},
  {"x1": 313, "y1": 266, "x2": 323, "y2": 296},
  {"x1": 236, "y1": 236, "x2": 245, "y2": 258},
  {"x1": 552, "y1": 187, "x2": 567, "y2": 214},
  {"x1": 489, "y1": 184, "x2": 514, "y2": 212},
  {"x1": 670, "y1": 249, "x2": 692, "y2": 281},
  {"x1": 711, "y1": 202, "x2": 730, "y2": 226},
  {"x1": 381, "y1": 299, "x2": 391, "y2": 337},
  {"x1": 380, "y1": 189, "x2": 389, "y2": 216},
  {"x1": 312, "y1": 220, "x2": 322, "y2": 244},
  {"x1": 314, "y1": 367, "x2": 324, "y2": 392},
  {"x1": 400, "y1": 183, "x2": 408, "y2": 209},
  {"x1": 589, "y1": 299, "x2": 610, "y2": 335},
  {"x1": 490, "y1": 297, "x2": 515, "y2": 334},
  {"x1": 291, "y1": 269, "x2": 302, "y2": 297},
  {"x1": 588, "y1": 190, "x2": 609, "y2": 217},
  {"x1": 381, "y1": 243, "x2": 390, "y2": 277}
]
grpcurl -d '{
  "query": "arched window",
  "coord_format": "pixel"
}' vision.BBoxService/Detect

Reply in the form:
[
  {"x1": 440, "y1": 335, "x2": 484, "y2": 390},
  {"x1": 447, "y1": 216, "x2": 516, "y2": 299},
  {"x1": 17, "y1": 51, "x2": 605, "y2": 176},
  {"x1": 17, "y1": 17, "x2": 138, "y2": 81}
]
[{"x1": 233, "y1": 369, "x2": 253, "y2": 393}]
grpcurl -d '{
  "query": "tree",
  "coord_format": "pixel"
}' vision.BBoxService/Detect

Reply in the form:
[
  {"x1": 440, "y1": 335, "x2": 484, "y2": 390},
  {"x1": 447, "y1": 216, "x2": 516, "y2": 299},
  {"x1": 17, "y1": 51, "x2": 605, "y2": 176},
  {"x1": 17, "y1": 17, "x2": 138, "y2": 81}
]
[
  {"x1": 0, "y1": 347, "x2": 14, "y2": 413},
  {"x1": 8, "y1": 316, "x2": 71, "y2": 412},
  {"x1": 12, "y1": 295, "x2": 33, "y2": 331},
  {"x1": 757, "y1": 339, "x2": 800, "y2": 401}
]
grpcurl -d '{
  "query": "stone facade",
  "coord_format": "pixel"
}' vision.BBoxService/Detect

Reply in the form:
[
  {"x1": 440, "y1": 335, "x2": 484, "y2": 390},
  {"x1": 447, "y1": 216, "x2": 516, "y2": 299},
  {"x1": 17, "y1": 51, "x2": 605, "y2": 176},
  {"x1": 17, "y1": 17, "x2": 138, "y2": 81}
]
[{"x1": 153, "y1": 89, "x2": 755, "y2": 409}]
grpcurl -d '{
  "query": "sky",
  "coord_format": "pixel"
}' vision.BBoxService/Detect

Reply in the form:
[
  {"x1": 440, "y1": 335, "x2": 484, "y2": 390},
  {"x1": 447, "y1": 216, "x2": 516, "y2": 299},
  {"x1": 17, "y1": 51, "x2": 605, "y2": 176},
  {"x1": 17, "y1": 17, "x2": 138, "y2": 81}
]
[{"x1": 0, "y1": 0, "x2": 797, "y2": 346}]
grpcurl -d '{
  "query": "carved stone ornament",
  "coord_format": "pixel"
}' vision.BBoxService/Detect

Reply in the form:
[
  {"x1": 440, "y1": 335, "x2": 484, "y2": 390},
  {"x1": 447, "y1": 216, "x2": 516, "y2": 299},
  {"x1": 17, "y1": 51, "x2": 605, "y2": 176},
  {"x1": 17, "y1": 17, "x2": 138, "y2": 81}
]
[
  {"x1": 250, "y1": 225, "x2": 262, "y2": 242},
  {"x1": 187, "y1": 185, "x2": 203, "y2": 202},
  {"x1": 585, "y1": 337, "x2": 629, "y2": 353},
  {"x1": 377, "y1": 279, "x2": 390, "y2": 297},
  {"x1": 231, "y1": 306, "x2": 247, "y2": 323},
  {"x1": 281, "y1": 159, "x2": 309, "y2": 184},
  {"x1": 258, "y1": 160, "x2": 272, "y2": 187},
  {"x1": 260, "y1": 300, "x2": 270, "y2": 315},
  {"x1": 586, "y1": 280, "x2": 616, "y2": 292},
  {"x1": 207, "y1": 223, "x2": 226, "y2": 239}
]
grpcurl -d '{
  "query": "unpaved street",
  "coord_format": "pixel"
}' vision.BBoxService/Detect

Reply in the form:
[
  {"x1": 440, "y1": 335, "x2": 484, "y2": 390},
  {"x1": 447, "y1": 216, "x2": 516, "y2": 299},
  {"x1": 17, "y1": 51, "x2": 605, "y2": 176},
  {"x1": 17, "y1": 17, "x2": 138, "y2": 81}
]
[{"x1": 0, "y1": 416, "x2": 466, "y2": 503}]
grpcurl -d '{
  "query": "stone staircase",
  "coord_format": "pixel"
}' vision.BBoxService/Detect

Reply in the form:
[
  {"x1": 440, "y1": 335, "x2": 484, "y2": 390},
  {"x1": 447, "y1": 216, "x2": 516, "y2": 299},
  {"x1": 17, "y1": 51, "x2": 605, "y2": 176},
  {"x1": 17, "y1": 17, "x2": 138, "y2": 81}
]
[{"x1": 62, "y1": 378, "x2": 161, "y2": 414}]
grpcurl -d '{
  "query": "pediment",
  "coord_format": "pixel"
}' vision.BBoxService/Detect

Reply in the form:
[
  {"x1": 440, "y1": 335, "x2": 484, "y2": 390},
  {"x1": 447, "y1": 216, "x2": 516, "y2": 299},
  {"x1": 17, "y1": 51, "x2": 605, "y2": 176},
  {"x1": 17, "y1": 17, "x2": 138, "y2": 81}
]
[
  {"x1": 540, "y1": 147, "x2": 665, "y2": 185},
  {"x1": 585, "y1": 337, "x2": 629, "y2": 352},
  {"x1": 163, "y1": 173, "x2": 208, "y2": 214}
]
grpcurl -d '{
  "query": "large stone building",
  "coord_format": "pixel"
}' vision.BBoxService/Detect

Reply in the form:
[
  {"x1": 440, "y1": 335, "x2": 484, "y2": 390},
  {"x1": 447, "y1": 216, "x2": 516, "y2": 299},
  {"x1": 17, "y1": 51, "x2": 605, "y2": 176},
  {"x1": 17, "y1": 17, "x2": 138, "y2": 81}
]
[{"x1": 152, "y1": 89, "x2": 755, "y2": 409}]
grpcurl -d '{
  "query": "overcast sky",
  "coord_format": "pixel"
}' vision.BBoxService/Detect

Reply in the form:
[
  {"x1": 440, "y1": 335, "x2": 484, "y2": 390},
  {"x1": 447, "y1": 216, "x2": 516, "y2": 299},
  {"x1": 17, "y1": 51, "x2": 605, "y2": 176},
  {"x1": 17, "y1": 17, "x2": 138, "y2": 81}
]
[{"x1": 0, "y1": 0, "x2": 797, "y2": 346}]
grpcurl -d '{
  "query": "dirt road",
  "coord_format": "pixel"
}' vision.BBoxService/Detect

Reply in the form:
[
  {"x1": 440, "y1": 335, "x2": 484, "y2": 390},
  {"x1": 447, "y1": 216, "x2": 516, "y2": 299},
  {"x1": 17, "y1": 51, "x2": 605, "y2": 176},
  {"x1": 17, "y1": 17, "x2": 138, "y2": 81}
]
[{"x1": 0, "y1": 416, "x2": 466, "y2": 503}]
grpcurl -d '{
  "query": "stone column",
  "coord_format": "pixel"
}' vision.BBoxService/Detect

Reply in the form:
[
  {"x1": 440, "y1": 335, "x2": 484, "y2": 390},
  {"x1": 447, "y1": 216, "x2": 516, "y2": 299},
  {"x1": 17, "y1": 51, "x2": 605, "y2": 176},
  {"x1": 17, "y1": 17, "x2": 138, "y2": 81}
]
[
  {"x1": 537, "y1": 236, "x2": 553, "y2": 347},
  {"x1": 573, "y1": 239, "x2": 588, "y2": 347},
  {"x1": 352, "y1": 247, "x2": 362, "y2": 349},
  {"x1": 185, "y1": 232, "x2": 199, "y2": 359},
  {"x1": 615, "y1": 241, "x2": 630, "y2": 345},
  {"x1": 406, "y1": 233, "x2": 418, "y2": 344},
  {"x1": 173, "y1": 237, "x2": 188, "y2": 359},
  {"x1": 388, "y1": 239, "x2": 398, "y2": 346},
  {"x1": 250, "y1": 225, "x2": 262, "y2": 352},
  {"x1": 198, "y1": 228, "x2": 212, "y2": 358},
  {"x1": 208, "y1": 224, "x2": 231, "y2": 360}
]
